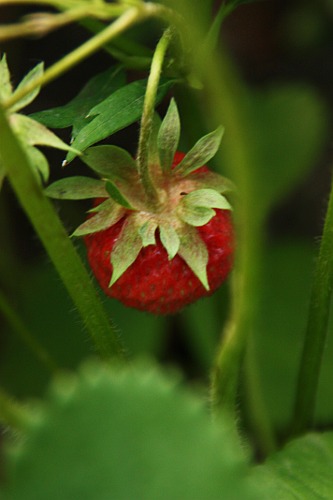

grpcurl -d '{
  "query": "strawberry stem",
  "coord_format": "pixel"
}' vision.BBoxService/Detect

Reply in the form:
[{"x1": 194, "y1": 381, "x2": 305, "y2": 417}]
[
  {"x1": 0, "y1": 288, "x2": 59, "y2": 373},
  {"x1": 137, "y1": 27, "x2": 173, "y2": 208},
  {"x1": 0, "y1": 106, "x2": 124, "y2": 363},
  {"x1": 291, "y1": 173, "x2": 333, "y2": 437}
]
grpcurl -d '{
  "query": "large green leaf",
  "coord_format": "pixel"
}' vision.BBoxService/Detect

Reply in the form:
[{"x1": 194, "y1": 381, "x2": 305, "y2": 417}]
[
  {"x1": 31, "y1": 66, "x2": 126, "y2": 138},
  {"x1": 66, "y1": 78, "x2": 174, "y2": 162},
  {"x1": 251, "y1": 432, "x2": 333, "y2": 499},
  {"x1": 3, "y1": 362, "x2": 256, "y2": 500}
]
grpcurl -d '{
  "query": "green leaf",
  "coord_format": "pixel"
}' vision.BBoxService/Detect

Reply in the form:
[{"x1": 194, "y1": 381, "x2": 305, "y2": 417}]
[
  {"x1": 82, "y1": 145, "x2": 137, "y2": 180},
  {"x1": 158, "y1": 98, "x2": 180, "y2": 172},
  {"x1": 0, "y1": 159, "x2": 6, "y2": 190},
  {"x1": 159, "y1": 223, "x2": 180, "y2": 259},
  {"x1": 66, "y1": 78, "x2": 174, "y2": 162},
  {"x1": 175, "y1": 126, "x2": 224, "y2": 176},
  {"x1": 45, "y1": 177, "x2": 107, "y2": 200},
  {"x1": 183, "y1": 188, "x2": 232, "y2": 210},
  {"x1": 0, "y1": 54, "x2": 12, "y2": 102},
  {"x1": 11, "y1": 62, "x2": 44, "y2": 112},
  {"x1": 25, "y1": 146, "x2": 49, "y2": 183},
  {"x1": 251, "y1": 432, "x2": 333, "y2": 499},
  {"x1": 73, "y1": 203, "x2": 125, "y2": 237},
  {"x1": 10, "y1": 114, "x2": 79, "y2": 155},
  {"x1": 139, "y1": 220, "x2": 157, "y2": 247},
  {"x1": 31, "y1": 66, "x2": 126, "y2": 138},
  {"x1": 110, "y1": 215, "x2": 143, "y2": 285},
  {"x1": 178, "y1": 226, "x2": 209, "y2": 290},
  {"x1": 179, "y1": 206, "x2": 216, "y2": 226},
  {"x1": 2, "y1": 361, "x2": 256, "y2": 500},
  {"x1": 105, "y1": 181, "x2": 134, "y2": 209}
]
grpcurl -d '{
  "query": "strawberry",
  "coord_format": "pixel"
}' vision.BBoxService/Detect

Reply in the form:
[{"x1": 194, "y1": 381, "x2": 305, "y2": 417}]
[{"x1": 46, "y1": 100, "x2": 234, "y2": 314}]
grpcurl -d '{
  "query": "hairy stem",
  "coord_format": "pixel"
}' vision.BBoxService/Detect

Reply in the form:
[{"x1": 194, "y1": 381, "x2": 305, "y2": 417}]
[
  {"x1": 0, "y1": 107, "x2": 124, "y2": 362},
  {"x1": 0, "y1": 289, "x2": 58, "y2": 373},
  {"x1": 137, "y1": 27, "x2": 173, "y2": 207},
  {"x1": 292, "y1": 172, "x2": 333, "y2": 436}
]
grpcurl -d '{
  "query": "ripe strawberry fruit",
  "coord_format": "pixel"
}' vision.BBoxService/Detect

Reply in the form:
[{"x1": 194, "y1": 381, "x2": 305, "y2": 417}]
[{"x1": 46, "y1": 100, "x2": 234, "y2": 314}]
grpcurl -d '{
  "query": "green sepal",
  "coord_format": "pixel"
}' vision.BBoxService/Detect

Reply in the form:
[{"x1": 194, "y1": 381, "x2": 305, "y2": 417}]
[
  {"x1": 159, "y1": 224, "x2": 180, "y2": 260},
  {"x1": 158, "y1": 98, "x2": 180, "y2": 173},
  {"x1": 73, "y1": 204, "x2": 125, "y2": 237},
  {"x1": 179, "y1": 206, "x2": 216, "y2": 227},
  {"x1": 105, "y1": 181, "x2": 134, "y2": 210},
  {"x1": 174, "y1": 126, "x2": 224, "y2": 177},
  {"x1": 11, "y1": 62, "x2": 44, "y2": 112},
  {"x1": 182, "y1": 188, "x2": 232, "y2": 210},
  {"x1": 82, "y1": 145, "x2": 138, "y2": 179},
  {"x1": 148, "y1": 113, "x2": 162, "y2": 167},
  {"x1": 187, "y1": 171, "x2": 235, "y2": 195},
  {"x1": 45, "y1": 176, "x2": 107, "y2": 200},
  {"x1": 110, "y1": 215, "x2": 143, "y2": 286},
  {"x1": 0, "y1": 54, "x2": 12, "y2": 102},
  {"x1": 178, "y1": 226, "x2": 209, "y2": 290},
  {"x1": 139, "y1": 220, "x2": 157, "y2": 247}
]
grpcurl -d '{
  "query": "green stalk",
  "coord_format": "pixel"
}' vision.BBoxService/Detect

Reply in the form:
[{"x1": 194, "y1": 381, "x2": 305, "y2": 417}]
[
  {"x1": 292, "y1": 172, "x2": 333, "y2": 436},
  {"x1": 136, "y1": 27, "x2": 173, "y2": 207},
  {"x1": 0, "y1": 107, "x2": 124, "y2": 362},
  {"x1": 0, "y1": 289, "x2": 58, "y2": 373},
  {"x1": 3, "y1": 6, "x2": 143, "y2": 111}
]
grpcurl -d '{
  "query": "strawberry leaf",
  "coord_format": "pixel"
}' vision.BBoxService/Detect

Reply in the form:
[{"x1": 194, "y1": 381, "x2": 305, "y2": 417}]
[
  {"x1": 183, "y1": 188, "x2": 232, "y2": 210},
  {"x1": 10, "y1": 114, "x2": 80, "y2": 155},
  {"x1": 139, "y1": 220, "x2": 157, "y2": 247},
  {"x1": 25, "y1": 146, "x2": 49, "y2": 183},
  {"x1": 175, "y1": 126, "x2": 224, "y2": 176},
  {"x1": 73, "y1": 203, "x2": 125, "y2": 237},
  {"x1": 0, "y1": 54, "x2": 12, "y2": 102},
  {"x1": 178, "y1": 226, "x2": 209, "y2": 290},
  {"x1": 45, "y1": 177, "x2": 107, "y2": 199},
  {"x1": 159, "y1": 223, "x2": 180, "y2": 259},
  {"x1": 66, "y1": 78, "x2": 174, "y2": 162},
  {"x1": 158, "y1": 98, "x2": 180, "y2": 173},
  {"x1": 82, "y1": 145, "x2": 138, "y2": 179},
  {"x1": 105, "y1": 181, "x2": 134, "y2": 209},
  {"x1": 110, "y1": 216, "x2": 143, "y2": 286},
  {"x1": 11, "y1": 62, "x2": 44, "y2": 112},
  {"x1": 0, "y1": 160, "x2": 6, "y2": 190},
  {"x1": 179, "y1": 206, "x2": 216, "y2": 226},
  {"x1": 31, "y1": 66, "x2": 126, "y2": 138}
]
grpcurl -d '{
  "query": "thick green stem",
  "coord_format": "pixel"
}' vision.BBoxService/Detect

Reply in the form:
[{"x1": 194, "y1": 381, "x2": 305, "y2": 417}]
[
  {"x1": 0, "y1": 107, "x2": 124, "y2": 362},
  {"x1": 292, "y1": 172, "x2": 333, "y2": 436},
  {"x1": 137, "y1": 28, "x2": 173, "y2": 207},
  {"x1": 0, "y1": 289, "x2": 58, "y2": 373}
]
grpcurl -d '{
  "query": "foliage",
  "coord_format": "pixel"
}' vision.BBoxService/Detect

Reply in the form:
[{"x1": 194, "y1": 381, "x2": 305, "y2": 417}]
[{"x1": 0, "y1": 0, "x2": 332, "y2": 498}]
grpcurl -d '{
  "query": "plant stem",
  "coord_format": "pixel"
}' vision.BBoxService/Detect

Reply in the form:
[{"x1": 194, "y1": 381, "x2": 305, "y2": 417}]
[
  {"x1": 0, "y1": 289, "x2": 58, "y2": 373},
  {"x1": 292, "y1": 172, "x2": 333, "y2": 436},
  {"x1": 137, "y1": 27, "x2": 173, "y2": 207},
  {"x1": 3, "y1": 6, "x2": 143, "y2": 111},
  {"x1": 0, "y1": 107, "x2": 124, "y2": 362}
]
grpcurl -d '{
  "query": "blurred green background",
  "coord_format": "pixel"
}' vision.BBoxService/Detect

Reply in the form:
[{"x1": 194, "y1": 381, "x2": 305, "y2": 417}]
[{"x1": 1, "y1": 0, "x2": 333, "y2": 442}]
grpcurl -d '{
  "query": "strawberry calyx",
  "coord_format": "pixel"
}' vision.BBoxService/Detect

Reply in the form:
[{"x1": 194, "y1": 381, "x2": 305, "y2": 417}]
[{"x1": 45, "y1": 99, "x2": 234, "y2": 290}]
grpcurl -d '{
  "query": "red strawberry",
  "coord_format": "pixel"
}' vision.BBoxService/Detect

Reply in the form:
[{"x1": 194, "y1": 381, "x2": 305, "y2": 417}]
[{"x1": 46, "y1": 100, "x2": 235, "y2": 314}]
